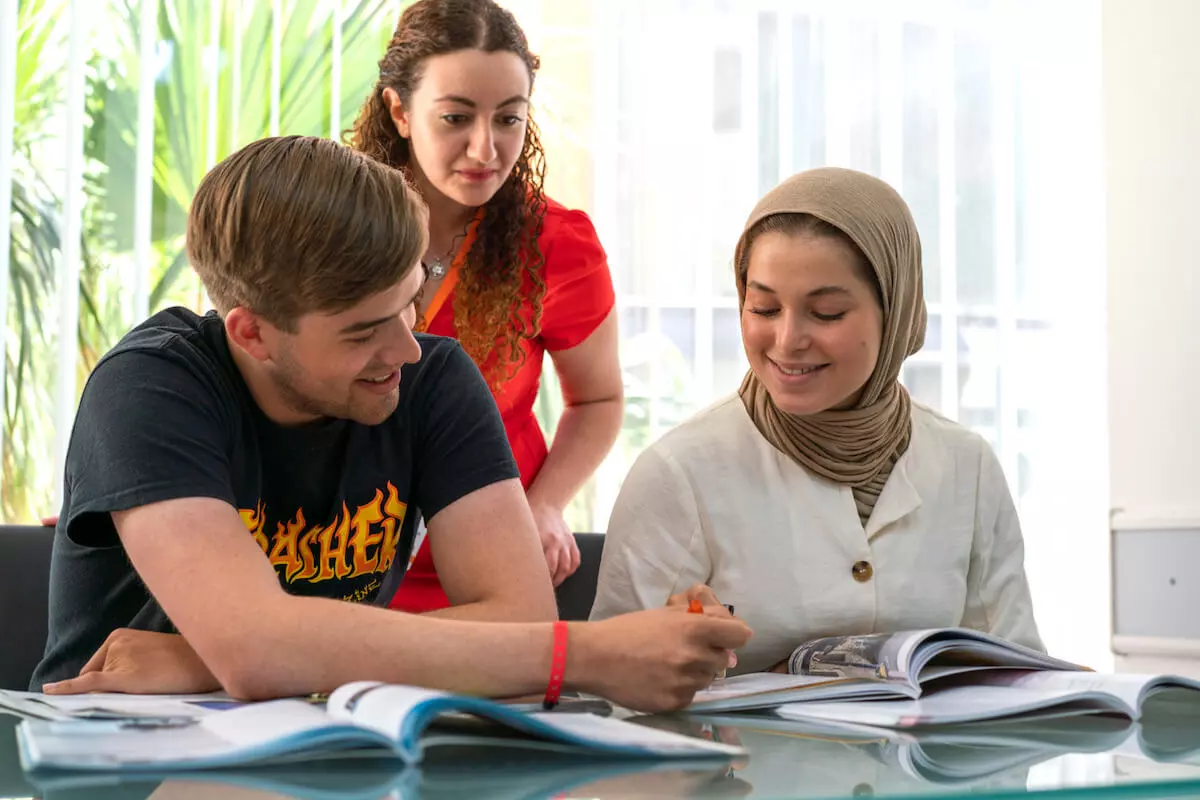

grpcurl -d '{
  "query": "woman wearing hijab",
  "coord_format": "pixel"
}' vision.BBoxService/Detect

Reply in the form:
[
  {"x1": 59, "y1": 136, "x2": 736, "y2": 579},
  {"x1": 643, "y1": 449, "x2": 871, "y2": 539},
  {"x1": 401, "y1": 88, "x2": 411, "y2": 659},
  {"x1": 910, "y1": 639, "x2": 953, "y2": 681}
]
[{"x1": 590, "y1": 167, "x2": 1043, "y2": 673}]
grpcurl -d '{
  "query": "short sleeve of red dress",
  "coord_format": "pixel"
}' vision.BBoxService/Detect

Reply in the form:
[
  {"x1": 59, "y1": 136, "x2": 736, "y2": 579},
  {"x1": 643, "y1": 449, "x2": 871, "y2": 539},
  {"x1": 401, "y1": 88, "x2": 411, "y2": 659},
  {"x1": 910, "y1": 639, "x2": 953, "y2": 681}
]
[
  {"x1": 489, "y1": 199, "x2": 616, "y2": 486},
  {"x1": 536, "y1": 200, "x2": 615, "y2": 351}
]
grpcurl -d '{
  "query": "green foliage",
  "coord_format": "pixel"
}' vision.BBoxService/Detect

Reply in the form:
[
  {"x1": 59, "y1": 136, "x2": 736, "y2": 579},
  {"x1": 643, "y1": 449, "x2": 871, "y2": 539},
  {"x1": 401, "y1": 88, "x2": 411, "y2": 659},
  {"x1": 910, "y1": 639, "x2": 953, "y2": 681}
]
[
  {"x1": 6, "y1": 0, "x2": 684, "y2": 531},
  {"x1": 4, "y1": 0, "x2": 399, "y2": 520}
]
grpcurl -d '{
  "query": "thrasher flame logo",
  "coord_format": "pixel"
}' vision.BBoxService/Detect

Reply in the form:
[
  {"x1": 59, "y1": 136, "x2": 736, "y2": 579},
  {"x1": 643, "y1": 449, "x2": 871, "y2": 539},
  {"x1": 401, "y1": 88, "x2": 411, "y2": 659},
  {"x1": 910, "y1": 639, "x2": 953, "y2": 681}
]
[{"x1": 239, "y1": 482, "x2": 408, "y2": 586}]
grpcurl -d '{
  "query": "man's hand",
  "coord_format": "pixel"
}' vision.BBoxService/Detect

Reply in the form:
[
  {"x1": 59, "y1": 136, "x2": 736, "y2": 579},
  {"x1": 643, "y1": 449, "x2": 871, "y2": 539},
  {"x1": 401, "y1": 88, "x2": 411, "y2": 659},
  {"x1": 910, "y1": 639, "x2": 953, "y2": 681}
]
[
  {"x1": 666, "y1": 583, "x2": 731, "y2": 616},
  {"x1": 665, "y1": 583, "x2": 738, "y2": 670},
  {"x1": 570, "y1": 606, "x2": 752, "y2": 712},
  {"x1": 42, "y1": 629, "x2": 221, "y2": 695},
  {"x1": 529, "y1": 503, "x2": 580, "y2": 587}
]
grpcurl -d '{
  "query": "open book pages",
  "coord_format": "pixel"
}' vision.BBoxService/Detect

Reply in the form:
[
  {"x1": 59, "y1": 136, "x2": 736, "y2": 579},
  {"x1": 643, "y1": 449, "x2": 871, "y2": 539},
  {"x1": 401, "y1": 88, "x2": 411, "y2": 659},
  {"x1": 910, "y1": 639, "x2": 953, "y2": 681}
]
[
  {"x1": 689, "y1": 672, "x2": 916, "y2": 713},
  {"x1": 962, "y1": 670, "x2": 1200, "y2": 714},
  {"x1": 775, "y1": 684, "x2": 1135, "y2": 728},
  {"x1": 16, "y1": 682, "x2": 743, "y2": 773},
  {"x1": 786, "y1": 627, "x2": 1084, "y2": 687},
  {"x1": 773, "y1": 671, "x2": 1200, "y2": 729},
  {"x1": 687, "y1": 627, "x2": 1088, "y2": 713},
  {"x1": 0, "y1": 688, "x2": 612, "y2": 723},
  {"x1": 0, "y1": 690, "x2": 239, "y2": 722}
]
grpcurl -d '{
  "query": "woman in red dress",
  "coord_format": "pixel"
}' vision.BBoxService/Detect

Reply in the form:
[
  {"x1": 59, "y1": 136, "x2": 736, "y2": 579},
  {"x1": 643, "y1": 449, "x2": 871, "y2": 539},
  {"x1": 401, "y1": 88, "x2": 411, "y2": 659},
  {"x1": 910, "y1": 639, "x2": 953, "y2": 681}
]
[{"x1": 348, "y1": 0, "x2": 623, "y2": 612}]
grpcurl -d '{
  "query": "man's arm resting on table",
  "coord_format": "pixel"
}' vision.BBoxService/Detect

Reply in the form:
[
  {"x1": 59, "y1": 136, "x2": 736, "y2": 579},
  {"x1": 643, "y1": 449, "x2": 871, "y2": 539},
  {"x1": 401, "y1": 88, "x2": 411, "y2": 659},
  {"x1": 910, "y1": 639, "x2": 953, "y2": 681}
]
[
  {"x1": 59, "y1": 494, "x2": 754, "y2": 710},
  {"x1": 109, "y1": 495, "x2": 564, "y2": 700},
  {"x1": 421, "y1": 478, "x2": 557, "y2": 622}
]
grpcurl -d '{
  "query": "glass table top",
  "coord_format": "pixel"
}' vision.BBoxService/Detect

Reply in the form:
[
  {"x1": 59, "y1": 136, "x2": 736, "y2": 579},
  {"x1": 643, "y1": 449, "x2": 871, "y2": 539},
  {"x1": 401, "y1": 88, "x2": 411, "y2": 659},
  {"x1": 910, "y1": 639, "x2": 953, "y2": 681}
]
[{"x1": 4, "y1": 709, "x2": 1200, "y2": 799}]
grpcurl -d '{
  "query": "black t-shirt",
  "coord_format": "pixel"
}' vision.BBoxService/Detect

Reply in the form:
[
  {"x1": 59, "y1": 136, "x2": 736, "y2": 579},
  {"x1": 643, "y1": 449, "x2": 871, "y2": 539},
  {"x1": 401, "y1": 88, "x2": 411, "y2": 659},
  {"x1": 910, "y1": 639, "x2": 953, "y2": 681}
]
[{"x1": 32, "y1": 308, "x2": 518, "y2": 687}]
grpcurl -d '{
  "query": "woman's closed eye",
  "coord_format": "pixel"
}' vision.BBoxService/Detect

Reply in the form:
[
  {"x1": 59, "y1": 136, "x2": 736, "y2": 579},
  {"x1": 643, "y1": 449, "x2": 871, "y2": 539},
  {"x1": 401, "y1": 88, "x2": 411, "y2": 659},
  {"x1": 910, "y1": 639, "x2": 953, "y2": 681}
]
[
  {"x1": 748, "y1": 307, "x2": 780, "y2": 318},
  {"x1": 812, "y1": 311, "x2": 847, "y2": 322}
]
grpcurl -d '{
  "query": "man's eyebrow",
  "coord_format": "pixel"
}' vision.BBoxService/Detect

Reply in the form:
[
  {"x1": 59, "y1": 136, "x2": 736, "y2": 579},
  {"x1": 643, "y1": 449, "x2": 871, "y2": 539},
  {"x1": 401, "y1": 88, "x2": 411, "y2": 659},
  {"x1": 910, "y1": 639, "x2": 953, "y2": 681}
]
[
  {"x1": 338, "y1": 315, "x2": 392, "y2": 335},
  {"x1": 337, "y1": 277, "x2": 425, "y2": 335}
]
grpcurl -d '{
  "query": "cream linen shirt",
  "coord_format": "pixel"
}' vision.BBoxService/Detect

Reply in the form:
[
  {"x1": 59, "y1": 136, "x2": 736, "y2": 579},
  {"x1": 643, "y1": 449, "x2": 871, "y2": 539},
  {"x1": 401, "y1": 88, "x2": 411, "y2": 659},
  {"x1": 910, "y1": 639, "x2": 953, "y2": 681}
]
[{"x1": 590, "y1": 395, "x2": 1044, "y2": 673}]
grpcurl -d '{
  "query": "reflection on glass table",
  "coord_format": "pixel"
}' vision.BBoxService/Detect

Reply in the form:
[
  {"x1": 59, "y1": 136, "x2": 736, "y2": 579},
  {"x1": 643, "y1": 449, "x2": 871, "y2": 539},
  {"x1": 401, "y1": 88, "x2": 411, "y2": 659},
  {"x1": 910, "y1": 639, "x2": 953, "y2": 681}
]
[{"x1": 6, "y1": 706, "x2": 1200, "y2": 800}]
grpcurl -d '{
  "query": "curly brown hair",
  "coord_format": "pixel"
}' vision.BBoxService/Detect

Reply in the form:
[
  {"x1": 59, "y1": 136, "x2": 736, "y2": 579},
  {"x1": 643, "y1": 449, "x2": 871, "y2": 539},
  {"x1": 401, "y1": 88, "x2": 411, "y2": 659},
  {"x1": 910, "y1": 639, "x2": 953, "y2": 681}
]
[{"x1": 345, "y1": 0, "x2": 547, "y2": 385}]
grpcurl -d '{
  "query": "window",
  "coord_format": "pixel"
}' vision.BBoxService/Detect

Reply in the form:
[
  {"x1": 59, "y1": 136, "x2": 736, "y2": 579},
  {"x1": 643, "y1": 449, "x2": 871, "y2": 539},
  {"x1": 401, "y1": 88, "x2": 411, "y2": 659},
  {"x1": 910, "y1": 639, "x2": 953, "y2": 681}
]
[{"x1": 3, "y1": 0, "x2": 1105, "y2": 663}]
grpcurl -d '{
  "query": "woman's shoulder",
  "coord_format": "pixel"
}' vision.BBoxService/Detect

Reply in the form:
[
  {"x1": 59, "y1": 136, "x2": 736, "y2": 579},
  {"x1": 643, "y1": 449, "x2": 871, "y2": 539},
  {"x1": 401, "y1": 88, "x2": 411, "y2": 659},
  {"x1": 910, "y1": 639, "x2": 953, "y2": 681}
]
[
  {"x1": 537, "y1": 196, "x2": 602, "y2": 248},
  {"x1": 643, "y1": 394, "x2": 761, "y2": 464},
  {"x1": 910, "y1": 400, "x2": 992, "y2": 460}
]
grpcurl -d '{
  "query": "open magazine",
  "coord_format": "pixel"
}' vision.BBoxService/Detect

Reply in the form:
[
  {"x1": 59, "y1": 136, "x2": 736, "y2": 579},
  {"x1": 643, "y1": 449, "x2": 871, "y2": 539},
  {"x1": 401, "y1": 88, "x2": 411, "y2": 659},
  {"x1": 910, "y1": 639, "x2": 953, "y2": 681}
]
[
  {"x1": 773, "y1": 670, "x2": 1200, "y2": 729},
  {"x1": 0, "y1": 689, "x2": 241, "y2": 722},
  {"x1": 689, "y1": 627, "x2": 1085, "y2": 712},
  {"x1": 14, "y1": 681, "x2": 741, "y2": 773},
  {"x1": 0, "y1": 688, "x2": 611, "y2": 723}
]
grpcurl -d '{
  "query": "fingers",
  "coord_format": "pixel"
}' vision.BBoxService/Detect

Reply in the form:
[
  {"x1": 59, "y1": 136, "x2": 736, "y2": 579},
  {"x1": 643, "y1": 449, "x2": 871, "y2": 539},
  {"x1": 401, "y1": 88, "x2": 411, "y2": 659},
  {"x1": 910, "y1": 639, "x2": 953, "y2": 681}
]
[
  {"x1": 566, "y1": 534, "x2": 581, "y2": 577},
  {"x1": 546, "y1": 537, "x2": 577, "y2": 587},
  {"x1": 43, "y1": 671, "x2": 116, "y2": 695},
  {"x1": 551, "y1": 546, "x2": 571, "y2": 587},
  {"x1": 687, "y1": 584, "x2": 723, "y2": 608},
  {"x1": 41, "y1": 515, "x2": 58, "y2": 527},
  {"x1": 78, "y1": 637, "x2": 114, "y2": 676},
  {"x1": 693, "y1": 615, "x2": 753, "y2": 650},
  {"x1": 543, "y1": 543, "x2": 560, "y2": 582},
  {"x1": 667, "y1": 585, "x2": 731, "y2": 619}
]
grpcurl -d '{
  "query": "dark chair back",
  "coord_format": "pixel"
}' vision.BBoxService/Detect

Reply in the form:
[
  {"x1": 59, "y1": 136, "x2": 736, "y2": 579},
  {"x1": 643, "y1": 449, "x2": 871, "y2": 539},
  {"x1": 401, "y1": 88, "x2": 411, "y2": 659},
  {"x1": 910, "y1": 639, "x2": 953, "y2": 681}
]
[
  {"x1": 0, "y1": 524, "x2": 53, "y2": 690},
  {"x1": 554, "y1": 532, "x2": 605, "y2": 621}
]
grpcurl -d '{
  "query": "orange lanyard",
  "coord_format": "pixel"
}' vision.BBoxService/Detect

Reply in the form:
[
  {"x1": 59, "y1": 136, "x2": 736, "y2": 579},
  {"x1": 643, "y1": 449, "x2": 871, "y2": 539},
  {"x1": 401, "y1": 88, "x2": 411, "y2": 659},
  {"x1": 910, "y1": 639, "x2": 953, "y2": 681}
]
[{"x1": 417, "y1": 209, "x2": 484, "y2": 332}]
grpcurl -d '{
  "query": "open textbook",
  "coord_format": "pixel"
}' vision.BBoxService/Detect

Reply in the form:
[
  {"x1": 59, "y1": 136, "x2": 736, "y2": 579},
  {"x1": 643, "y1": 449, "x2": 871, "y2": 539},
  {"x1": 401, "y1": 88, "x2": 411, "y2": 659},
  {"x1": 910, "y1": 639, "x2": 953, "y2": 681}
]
[
  {"x1": 689, "y1": 627, "x2": 1085, "y2": 712},
  {"x1": 14, "y1": 681, "x2": 741, "y2": 773}
]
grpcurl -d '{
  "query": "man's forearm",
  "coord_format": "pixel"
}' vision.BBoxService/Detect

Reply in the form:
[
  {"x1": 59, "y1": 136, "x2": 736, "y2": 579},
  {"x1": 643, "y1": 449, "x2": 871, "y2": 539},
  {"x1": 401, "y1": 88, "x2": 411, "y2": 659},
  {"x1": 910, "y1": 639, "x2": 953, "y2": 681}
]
[
  {"x1": 215, "y1": 594, "x2": 569, "y2": 700},
  {"x1": 420, "y1": 596, "x2": 556, "y2": 622}
]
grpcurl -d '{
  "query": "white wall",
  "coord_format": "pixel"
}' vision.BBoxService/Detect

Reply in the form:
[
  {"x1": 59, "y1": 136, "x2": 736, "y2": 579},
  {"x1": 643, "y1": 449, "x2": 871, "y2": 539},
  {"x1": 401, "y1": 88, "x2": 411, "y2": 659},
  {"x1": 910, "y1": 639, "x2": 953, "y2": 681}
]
[
  {"x1": 1104, "y1": 0, "x2": 1200, "y2": 675},
  {"x1": 1105, "y1": 0, "x2": 1200, "y2": 520}
]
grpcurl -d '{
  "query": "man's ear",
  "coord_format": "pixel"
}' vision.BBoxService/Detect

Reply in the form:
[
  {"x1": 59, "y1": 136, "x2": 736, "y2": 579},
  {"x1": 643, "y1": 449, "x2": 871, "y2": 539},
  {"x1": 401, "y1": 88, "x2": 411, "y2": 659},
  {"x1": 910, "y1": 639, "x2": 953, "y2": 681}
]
[
  {"x1": 382, "y1": 87, "x2": 411, "y2": 139},
  {"x1": 225, "y1": 307, "x2": 274, "y2": 362}
]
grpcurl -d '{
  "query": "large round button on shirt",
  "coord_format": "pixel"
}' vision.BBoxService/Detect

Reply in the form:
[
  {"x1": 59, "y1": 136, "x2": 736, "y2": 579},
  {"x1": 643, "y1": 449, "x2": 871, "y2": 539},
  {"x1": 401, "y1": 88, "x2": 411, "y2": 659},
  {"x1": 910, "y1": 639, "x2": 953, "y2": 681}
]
[{"x1": 851, "y1": 560, "x2": 873, "y2": 582}]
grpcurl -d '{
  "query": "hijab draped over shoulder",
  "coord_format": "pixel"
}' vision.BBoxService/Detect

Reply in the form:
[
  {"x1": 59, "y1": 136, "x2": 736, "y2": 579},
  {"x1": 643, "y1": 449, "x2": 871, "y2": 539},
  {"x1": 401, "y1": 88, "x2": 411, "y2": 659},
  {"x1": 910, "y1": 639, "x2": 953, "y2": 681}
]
[{"x1": 736, "y1": 168, "x2": 928, "y2": 526}]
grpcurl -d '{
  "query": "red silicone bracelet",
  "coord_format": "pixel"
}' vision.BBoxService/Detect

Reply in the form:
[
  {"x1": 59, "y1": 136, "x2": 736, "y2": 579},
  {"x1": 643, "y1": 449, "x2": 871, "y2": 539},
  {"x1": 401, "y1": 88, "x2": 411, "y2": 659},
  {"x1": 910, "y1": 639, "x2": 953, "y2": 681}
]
[{"x1": 542, "y1": 620, "x2": 568, "y2": 710}]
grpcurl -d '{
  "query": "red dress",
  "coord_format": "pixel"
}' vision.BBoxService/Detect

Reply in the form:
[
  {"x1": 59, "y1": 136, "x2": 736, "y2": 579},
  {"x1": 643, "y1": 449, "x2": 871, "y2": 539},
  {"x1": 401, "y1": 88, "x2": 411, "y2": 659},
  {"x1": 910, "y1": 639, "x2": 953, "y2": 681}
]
[{"x1": 388, "y1": 197, "x2": 615, "y2": 613}]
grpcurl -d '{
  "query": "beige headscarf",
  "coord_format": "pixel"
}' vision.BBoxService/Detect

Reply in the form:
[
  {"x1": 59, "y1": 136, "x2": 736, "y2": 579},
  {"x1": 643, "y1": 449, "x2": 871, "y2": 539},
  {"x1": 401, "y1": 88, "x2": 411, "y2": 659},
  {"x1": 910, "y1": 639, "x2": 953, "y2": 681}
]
[{"x1": 736, "y1": 168, "x2": 928, "y2": 526}]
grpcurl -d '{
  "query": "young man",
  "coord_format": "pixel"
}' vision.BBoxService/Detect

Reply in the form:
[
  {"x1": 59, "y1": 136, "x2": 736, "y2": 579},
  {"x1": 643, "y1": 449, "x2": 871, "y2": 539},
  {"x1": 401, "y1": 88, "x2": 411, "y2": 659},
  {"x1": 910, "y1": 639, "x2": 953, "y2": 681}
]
[{"x1": 33, "y1": 136, "x2": 748, "y2": 712}]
